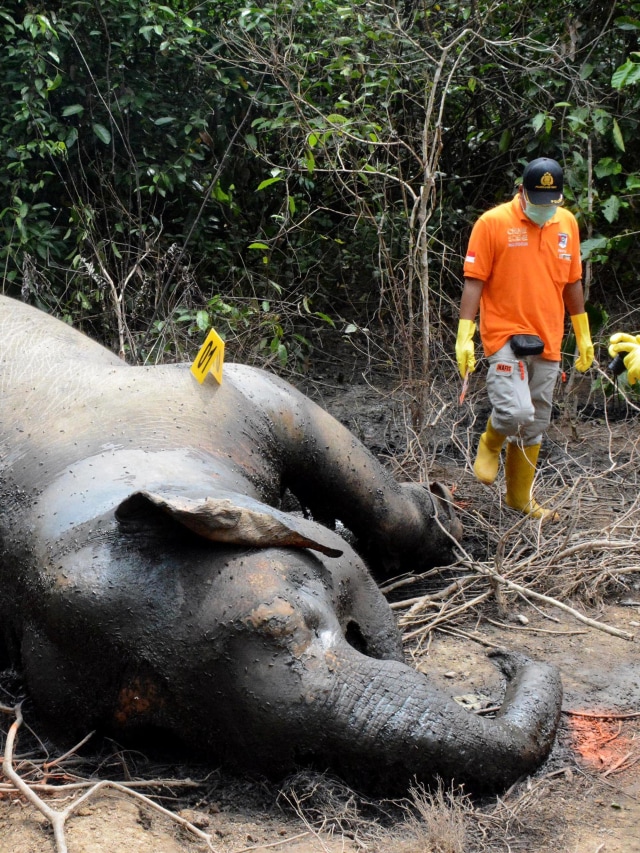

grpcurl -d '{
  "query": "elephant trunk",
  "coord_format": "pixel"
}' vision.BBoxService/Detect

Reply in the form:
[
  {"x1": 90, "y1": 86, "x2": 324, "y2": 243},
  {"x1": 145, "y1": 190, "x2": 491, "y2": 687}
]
[{"x1": 304, "y1": 644, "x2": 562, "y2": 793}]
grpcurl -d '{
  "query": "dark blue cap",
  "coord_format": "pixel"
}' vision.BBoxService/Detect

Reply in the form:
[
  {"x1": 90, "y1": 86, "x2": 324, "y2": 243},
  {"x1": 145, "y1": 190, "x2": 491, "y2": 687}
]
[{"x1": 522, "y1": 158, "x2": 563, "y2": 204}]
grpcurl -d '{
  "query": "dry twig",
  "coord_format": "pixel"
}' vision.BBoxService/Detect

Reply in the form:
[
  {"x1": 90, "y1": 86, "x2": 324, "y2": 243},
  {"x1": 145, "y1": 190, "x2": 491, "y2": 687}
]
[{"x1": 2, "y1": 702, "x2": 220, "y2": 853}]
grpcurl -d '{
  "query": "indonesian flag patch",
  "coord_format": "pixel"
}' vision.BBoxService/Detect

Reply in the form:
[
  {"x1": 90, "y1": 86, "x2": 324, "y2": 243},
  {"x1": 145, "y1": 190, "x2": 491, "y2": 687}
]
[{"x1": 465, "y1": 251, "x2": 476, "y2": 263}]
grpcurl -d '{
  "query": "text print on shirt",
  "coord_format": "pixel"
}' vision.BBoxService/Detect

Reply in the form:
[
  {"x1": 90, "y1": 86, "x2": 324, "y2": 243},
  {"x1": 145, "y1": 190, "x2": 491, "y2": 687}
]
[{"x1": 507, "y1": 227, "x2": 528, "y2": 247}]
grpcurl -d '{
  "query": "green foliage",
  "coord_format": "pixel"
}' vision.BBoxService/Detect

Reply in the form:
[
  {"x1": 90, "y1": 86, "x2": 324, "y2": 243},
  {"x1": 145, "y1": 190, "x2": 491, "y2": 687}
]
[{"x1": 2, "y1": 0, "x2": 640, "y2": 376}]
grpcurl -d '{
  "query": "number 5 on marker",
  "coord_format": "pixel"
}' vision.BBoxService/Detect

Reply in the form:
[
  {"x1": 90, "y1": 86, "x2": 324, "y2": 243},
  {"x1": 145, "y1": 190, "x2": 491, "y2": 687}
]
[{"x1": 190, "y1": 328, "x2": 225, "y2": 385}]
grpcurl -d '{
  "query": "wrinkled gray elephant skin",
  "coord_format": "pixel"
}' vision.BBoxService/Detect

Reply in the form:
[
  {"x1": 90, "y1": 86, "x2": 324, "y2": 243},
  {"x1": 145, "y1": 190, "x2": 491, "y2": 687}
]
[{"x1": 0, "y1": 295, "x2": 562, "y2": 793}]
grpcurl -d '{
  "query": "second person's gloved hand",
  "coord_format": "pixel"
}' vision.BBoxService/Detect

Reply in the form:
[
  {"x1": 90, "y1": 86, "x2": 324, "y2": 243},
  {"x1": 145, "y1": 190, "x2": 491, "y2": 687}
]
[{"x1": 609, "y1": 332, "x2": 640, "y2": 385}]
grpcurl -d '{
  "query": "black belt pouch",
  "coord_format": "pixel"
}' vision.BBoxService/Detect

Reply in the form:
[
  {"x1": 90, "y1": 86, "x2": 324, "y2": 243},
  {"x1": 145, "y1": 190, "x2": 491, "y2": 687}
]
[{"x1": 510, "y1": 334, "x2": 544, "y2": 357}]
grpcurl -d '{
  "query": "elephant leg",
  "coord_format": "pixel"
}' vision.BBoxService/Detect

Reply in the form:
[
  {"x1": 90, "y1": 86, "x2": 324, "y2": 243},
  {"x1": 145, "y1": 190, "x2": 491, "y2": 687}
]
[{"x1": 225, "y1": 364, "x2": 462, "y2": 575}]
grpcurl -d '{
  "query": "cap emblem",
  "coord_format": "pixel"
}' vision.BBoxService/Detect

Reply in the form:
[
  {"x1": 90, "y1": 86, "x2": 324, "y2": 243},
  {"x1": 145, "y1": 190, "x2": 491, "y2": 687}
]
[{"x1": 539, "y1": 172, "x2": 556, "y2": 189}]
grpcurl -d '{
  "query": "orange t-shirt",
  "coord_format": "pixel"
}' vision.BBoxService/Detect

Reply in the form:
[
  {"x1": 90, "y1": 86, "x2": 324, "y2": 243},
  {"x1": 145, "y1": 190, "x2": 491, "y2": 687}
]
[{"x1": 462, "y1": 195, "x2": 582, "y2": 360}]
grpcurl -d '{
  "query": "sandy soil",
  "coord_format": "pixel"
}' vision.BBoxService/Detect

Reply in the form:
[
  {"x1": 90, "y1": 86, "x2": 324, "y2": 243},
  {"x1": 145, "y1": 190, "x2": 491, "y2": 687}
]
[{"x1": 1, "y1": 368, "x2": 639, "y2": 853}]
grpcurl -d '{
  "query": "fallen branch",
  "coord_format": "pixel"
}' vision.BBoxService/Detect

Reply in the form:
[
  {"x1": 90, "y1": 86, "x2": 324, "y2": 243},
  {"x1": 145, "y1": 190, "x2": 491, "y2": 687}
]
[
  {"x1": 0, "y1": 778, "x2": 200, "y2": 794},
  {"x1": 435, "y1": 626, "x2": 501, "y2": 649},
  {"x1": 453, "y1": 555, "x2": 636, "y2": 642},
  {"x1": 389, "y1": 576, "x2": 479, "y2": 611},
  {"x1": 400, "y1": 592, "x2": 493, "y2": 640},
  {"x1": 42, "y1": 731, "x2": 95, "y2": 772},
  {"x1": 529, "y1": 539, "x2": 633, "y2": 567},
  {"x1": 484, "y1": 617, "x2": 588, "y2": 636},
  {"x1": 511, "y1": 578, "x2": 634, "y2": 640}
]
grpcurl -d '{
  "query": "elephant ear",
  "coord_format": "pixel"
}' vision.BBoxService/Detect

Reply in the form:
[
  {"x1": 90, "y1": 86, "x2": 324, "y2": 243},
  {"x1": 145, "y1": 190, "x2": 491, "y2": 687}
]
[{"x1": 115, "y1": 490, "x2": 343, "y2": 557}]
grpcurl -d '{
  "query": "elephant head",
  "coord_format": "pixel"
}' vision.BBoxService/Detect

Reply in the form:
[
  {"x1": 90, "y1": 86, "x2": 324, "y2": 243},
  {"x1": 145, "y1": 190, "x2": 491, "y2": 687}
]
[{"x1": 20, "y1": 486, "x2": 561, "y2": 795}]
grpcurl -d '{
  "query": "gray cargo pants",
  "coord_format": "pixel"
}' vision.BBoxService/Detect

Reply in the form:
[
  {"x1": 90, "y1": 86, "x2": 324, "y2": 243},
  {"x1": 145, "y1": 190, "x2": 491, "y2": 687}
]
[{"x1": 486, "y1": 342, "x2": 560, "y2": 446}]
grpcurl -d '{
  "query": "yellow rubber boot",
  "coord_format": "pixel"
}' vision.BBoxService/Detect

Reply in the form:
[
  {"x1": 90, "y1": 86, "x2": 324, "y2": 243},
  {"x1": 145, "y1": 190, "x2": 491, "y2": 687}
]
[
  {"x1": 473, "y1": 418, "x2": 506, "y2": 485},
  {"x1": 504, "y1": 442, "x2": 558, "y2": 522}
]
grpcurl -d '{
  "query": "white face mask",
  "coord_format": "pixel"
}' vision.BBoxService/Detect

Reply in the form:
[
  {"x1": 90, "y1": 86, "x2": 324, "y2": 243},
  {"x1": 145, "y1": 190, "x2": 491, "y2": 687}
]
[{"x1": 522, "y1": 198, "x2": 557, "y2": 227}]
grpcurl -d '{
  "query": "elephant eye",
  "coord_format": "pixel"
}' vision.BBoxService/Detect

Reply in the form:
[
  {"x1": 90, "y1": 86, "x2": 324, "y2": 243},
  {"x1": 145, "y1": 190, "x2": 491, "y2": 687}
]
[{"x1": 345, "y1": 620, "x2": 368, "y2": 655}]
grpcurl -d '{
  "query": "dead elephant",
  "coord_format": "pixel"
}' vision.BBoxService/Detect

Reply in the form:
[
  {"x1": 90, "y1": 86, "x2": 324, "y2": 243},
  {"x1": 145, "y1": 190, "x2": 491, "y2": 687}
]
[{"x1": 0, "y1": 295, "x2": 562, "y2": 793}]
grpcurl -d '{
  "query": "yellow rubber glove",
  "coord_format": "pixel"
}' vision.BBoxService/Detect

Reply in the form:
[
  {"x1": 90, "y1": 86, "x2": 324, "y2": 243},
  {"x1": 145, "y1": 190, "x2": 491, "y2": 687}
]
[
  {"x1": 571, "y1": 313, "x2": 594, "y2": 372},
  {"x1": 455, "y1": 318, "x2": 476, "y2": 378},
  {"x1": 608, "y1": 332, "x2": 640, "y2": 385}
]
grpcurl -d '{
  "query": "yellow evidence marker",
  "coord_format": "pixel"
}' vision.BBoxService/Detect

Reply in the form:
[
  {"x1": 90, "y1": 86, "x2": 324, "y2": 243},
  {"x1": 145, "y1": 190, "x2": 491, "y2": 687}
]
[{"x1": 190, "y1": 328, "x2": 225, "y2": 385}]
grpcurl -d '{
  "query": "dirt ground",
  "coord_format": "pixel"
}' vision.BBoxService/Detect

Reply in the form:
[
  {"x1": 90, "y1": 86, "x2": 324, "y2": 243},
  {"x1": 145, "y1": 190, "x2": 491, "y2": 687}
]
[{"x1": 1, "y1": 363, "x2": 639, "y2": 853}]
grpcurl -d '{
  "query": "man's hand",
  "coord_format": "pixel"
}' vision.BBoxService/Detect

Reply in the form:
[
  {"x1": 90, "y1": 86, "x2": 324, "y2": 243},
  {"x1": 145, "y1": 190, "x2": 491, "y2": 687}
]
[
  {"x1": 455, "y1": 319, "x2": 476, "y2": 378},
  {"x1": 609, "y1": 332, "x2": 640, "y2": 385},
  {"x1": 571, "y1": 313, "x2": 594, "y2": 372}
]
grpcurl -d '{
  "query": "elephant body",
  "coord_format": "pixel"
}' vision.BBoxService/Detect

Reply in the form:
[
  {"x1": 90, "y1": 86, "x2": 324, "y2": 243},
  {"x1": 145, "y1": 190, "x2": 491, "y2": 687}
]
[{"x1": 0, "y1": 295, "x2": 562, "y2": 792}]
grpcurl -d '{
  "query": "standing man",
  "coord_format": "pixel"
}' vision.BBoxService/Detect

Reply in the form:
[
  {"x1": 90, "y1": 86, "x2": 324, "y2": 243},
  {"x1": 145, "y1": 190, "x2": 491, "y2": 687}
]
[{"x1": 456, "y1": 157, "x2": 594, "y2": 520}]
